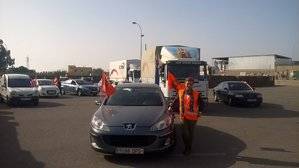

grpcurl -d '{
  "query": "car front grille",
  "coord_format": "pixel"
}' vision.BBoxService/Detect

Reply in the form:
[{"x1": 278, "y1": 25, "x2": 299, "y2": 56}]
[
  {"x1": 244, "y1": 93, "x2": 256, "y2": 98},
  {"x1": 47, "y1": 90, "x2": 57, "y2": 95},
  {"x1": 102, "y1": 135, "x2": 156, "y2": 147}
]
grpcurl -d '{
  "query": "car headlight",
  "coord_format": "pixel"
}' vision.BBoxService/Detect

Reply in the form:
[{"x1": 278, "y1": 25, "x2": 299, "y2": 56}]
[
  {"x1": 150, "y1": 115, "x2": 172, "y2": 131},
  {"x1": 10, "y1": 91, "x2": 17, "y2": 96},
  {"x1": 235, "y1": 94, "x2": 244, "y2": 98},
  {"x1": 91, "y1": 115, "x2": 109, "y2": 132}
]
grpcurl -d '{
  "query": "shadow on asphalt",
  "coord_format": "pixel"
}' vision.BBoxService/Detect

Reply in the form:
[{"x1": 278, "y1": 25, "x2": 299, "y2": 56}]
[
  {"x1": 235, "y1": 156, "x2": 299, "y2": 167},
  {"x1": 0, "y1": 110, "x2": 45, "y2": 168},
  {"x1": 205, "y1": 102, "x2": 299, "y2": 118},
  {"x1": 2, "y1": 101, "x2": 65, "y2": 108},
  {"x1": 104, "y1": 125, "x2": 246, "y2": 168}
]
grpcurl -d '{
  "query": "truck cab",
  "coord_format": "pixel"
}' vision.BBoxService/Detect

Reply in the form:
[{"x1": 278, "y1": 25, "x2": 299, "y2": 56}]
[{"x1": 141, "y1": 45, "x2": 209, "y2": 112}]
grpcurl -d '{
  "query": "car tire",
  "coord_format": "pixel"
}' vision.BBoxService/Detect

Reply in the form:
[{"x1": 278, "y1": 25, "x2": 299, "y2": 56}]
[
  {"x1": 6, "y1": 96, "x2": 13, "y2": 106},
  {"x1": 254, "y1": 103, "x2": 261, "y2": 107},
  {"x1": 228, "y1": 97, "x2": 234, "y2": 106},
  {"x1": 77, "y1": 89, "x2": 82, "y2": 96},
  {"x1": 33, "y1": 99, "x2": 39, "y2": 106}
]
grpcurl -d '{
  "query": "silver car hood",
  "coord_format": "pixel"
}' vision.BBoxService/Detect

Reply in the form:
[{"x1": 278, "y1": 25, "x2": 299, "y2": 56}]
[{"x1": 99, "y1": 105, "x2": 166, "y2": 127}]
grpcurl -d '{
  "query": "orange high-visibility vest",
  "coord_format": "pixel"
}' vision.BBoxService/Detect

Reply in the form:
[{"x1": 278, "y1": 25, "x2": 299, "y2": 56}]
[{"x1": 178, "y1": 89, "x2": 200, "y2": 121}]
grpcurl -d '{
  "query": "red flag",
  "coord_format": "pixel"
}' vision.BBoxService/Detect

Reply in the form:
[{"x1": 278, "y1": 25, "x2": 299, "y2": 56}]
[
  {"x1": 167, "y1": 71, "x2": 177, "y2": 90},
  {"x1": 101, "y1": 72, "x2": 115, "y2": 96},
  {"x1": 168, "y1": 71, "x2": 185, "y2": 91}
]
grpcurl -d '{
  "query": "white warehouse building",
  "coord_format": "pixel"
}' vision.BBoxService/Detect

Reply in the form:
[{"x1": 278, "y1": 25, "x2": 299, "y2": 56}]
[{"x1": 212, "y1": 54, "x2": 292, "y2": 76}]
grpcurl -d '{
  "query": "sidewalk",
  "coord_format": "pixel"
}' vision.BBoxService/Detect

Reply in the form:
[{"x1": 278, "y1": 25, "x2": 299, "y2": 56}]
[{"x1": 275, "y1": 80, "x2": 299, "y2": 86}]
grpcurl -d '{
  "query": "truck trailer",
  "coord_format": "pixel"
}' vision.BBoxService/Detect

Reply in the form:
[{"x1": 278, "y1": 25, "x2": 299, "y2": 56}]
[{"x1": 109, "y1": 59, "x2": 141, "y2": 83}]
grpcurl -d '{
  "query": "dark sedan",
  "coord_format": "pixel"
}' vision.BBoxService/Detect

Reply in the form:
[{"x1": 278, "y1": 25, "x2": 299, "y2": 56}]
[
  {"x1": 61, "y1": 79, "x2": 98, "y2": 96},
  {"x1": 213, "y1": 81, "x2": 263, "y2": 106},
  {"x1": 90, "y1": 83, "x2": 175, "y2": 154}
]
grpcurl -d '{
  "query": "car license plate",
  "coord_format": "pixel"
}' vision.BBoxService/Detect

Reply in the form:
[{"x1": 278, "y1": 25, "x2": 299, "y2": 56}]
[
  {"x1": 21, "y1": 98, "x2": 31, "y2": 101},
  {"x1": 247, "y1": 99, "x2": 256, "y2": 102},
  {"x1": 115, "y1": 148, "x2": 144, "y2": 154}
]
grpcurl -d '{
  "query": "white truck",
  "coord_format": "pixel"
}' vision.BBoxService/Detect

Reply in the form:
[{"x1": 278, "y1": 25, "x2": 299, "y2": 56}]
[
  {"x1": 109, "y1": 59, "x2": 141, "y2": 83},
  {"x1": 141, "y1": 45, "x2": 209, "y2": 112}
]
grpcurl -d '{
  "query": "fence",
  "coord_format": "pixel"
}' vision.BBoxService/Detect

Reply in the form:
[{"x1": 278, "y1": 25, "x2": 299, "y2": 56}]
[{"x1": 208, "y1": 76, "x2": 275, "y2": 88}]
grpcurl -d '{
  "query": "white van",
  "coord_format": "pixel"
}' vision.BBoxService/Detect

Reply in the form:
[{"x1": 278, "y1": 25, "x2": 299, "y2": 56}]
[{"x1": 0, "y1": 74, "x2": 39, "y2": 106}]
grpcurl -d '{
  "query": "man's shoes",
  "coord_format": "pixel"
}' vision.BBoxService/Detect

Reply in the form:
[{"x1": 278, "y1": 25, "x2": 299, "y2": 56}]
[{"x1": 183, "y1": 149, "x2": 191, "y2": 156}]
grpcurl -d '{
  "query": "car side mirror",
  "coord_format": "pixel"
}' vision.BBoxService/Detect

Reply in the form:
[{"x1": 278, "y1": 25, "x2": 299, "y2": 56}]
[{"x1": 224, "y1": 88, "x2": 228, "y2": 93}]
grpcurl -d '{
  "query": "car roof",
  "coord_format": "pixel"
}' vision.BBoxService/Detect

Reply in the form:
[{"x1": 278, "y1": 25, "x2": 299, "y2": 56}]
[
  {"x1": 116, "y1": 83, "x2": 160, "y2": 89},
  {"x1": 37, "y1": 79, "x2": 51, "y2": 81},
  {"x1": 222, "y1": 81, "x2": 247, "y2": 84},
  {"x1": 5, "y1": 74, "x2": 30, "y2": 79}
]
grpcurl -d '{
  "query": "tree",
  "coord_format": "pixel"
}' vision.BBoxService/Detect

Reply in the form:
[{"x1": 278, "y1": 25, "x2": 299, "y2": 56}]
[
  {"x1": 0, "y1": 39, "x2": 15, "y2": 73},
  {"x1": 6, "y1": 66, "x2": 36, "y2": 77}
]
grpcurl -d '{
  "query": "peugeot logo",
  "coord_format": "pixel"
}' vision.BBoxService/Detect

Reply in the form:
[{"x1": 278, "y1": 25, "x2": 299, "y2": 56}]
[{"x1": 123, "y1": 123, "x2": 136, "y2": 130}]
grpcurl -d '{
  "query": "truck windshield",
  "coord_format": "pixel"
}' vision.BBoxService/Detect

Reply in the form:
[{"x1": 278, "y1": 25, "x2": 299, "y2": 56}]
[
  {"x1": 8, "y1": 78, "x2": 31, "y2": 87},
  {"x1": 167, "y1": 64, "x2": 199, "y2": 80}
]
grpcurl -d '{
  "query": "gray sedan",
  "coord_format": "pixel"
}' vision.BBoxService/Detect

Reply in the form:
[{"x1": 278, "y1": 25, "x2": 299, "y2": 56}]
[{"x1": 90, "y1": 83, "x2": 175, "y2": 154}]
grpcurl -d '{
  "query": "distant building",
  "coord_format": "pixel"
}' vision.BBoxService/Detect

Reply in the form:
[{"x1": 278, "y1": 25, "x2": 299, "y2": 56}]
[{"x1": 212, "y1": 54, "x2": 292, "y2": 76}]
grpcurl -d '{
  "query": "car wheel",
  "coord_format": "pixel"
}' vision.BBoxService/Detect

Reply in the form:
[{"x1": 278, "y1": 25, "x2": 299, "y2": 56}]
[
  {"x1": 6, "y1": 96, "x2": 13, "y2": 106},
  {"x1": 228, "y1": 97, "x2": 234, "y2": 106},
  {"x1": 254, "y1": 103, "x2": 261, "y2": 107},
  {"x1": 77, "y1": 89, "x2": 82, "y2": 96},
  {"x1": 33, "y1": 99, "x2": 39, "y2": 106}
]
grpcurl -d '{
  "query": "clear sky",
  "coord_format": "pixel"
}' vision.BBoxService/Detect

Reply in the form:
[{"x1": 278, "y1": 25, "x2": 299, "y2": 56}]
[{"x1": 1, "y1": 0, "x2": 298, "y2": 71}]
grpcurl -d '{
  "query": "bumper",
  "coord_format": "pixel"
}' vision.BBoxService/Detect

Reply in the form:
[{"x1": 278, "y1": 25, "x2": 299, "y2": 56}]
[
  {"x1": 39, "y1": 90, "x2": 59, "y2": 97},
  {"x1": 89, "y1": 126, "x2": 175, "y2": 154},
  {"x1": 9, "y1": 96, "x2": 39, "y2": 103},
  {"x1": 231, "y1": 97, "x2": 263, "y2": 105},
  {"x1": 81, "y1": 90, "x2": 98, "y2": 95}
]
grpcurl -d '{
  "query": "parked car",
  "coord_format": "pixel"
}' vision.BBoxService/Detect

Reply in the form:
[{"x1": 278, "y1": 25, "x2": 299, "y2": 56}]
[
  {"x1": 35, "y1": 79, "x2": 60, "y2": 97},
  {"x1": 213, "y1": 81, "x2": 263, "y2": 106},
  {"x1": 62, "y1": 79, "x2": 98, "y2": 96},
  {"x1": 90, "y1": 83, "x2": 175, "y2": 154},
  {"x1": 0, "y1": 74, "x2": 39, "y2": 106}
]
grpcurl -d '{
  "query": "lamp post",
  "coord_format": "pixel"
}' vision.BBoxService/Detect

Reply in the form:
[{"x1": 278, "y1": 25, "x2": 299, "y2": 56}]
[{"x1": 132, "y1": 21, "x2": 144, "y2": 59}]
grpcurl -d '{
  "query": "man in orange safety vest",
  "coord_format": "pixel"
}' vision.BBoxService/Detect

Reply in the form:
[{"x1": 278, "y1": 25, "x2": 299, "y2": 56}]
[{"x1": 178, "y1": 77, "x2": 201, "y2": 155}]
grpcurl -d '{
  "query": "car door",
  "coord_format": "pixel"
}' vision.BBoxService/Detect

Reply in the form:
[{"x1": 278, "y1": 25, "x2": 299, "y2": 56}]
[
  {"x1": 217, "y1": 82, "x2": 226, "y2": 101},
  {"x1": 214, "y1": 83, "x2": 223, "y2": 100},
  {"x1": 70, "y1": 80, "x2": 78, "y2": 94},
  {"x1": 221, "y1": 83, "x2": 229, "y2": 102}
]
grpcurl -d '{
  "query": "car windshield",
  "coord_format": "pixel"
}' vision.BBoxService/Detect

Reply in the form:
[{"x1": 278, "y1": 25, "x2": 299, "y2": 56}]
[
  {"x1": 38, "y1": 80, "x2": 53, "y2": 86},
  {"x1": 228, "y1": 82, "x2": 252, "y2": 90},
  {"x1": 8, "y1": 78, "x2": 31, "y2": 87},
  {"x1": 105, "y1": 87, "x2": 163, "y2": 106},
  {"x1": 75, "y1": 80, "x2": 92, "y2": 85}
]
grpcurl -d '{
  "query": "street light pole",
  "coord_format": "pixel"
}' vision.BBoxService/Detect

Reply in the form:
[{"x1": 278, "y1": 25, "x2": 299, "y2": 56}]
[{"x1": 132, "y1": 21, "x2": 144, "y2": 59}]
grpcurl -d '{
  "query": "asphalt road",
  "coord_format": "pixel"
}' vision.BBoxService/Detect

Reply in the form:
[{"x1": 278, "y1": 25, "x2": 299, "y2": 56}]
[{"x1": 0, "y1": 86, "x2": 299, "y2": 168}]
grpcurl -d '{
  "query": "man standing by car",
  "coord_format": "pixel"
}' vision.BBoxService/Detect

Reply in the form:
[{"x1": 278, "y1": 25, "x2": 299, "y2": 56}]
[
  {"x1": 178, "y1": 77, "x2": 202, "y2": 155},
  {"x1": 53, "y1": 76, "x2": 62, "y2": 95}
]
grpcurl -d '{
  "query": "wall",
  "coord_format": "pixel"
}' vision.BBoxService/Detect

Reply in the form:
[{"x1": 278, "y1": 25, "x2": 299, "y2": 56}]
[
  {"x1": 228, "y1": 56, "x2": 275, "y2": 70},
  {"x1": 208, "y1": 75, "x2": 275, "y2": 88}
]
